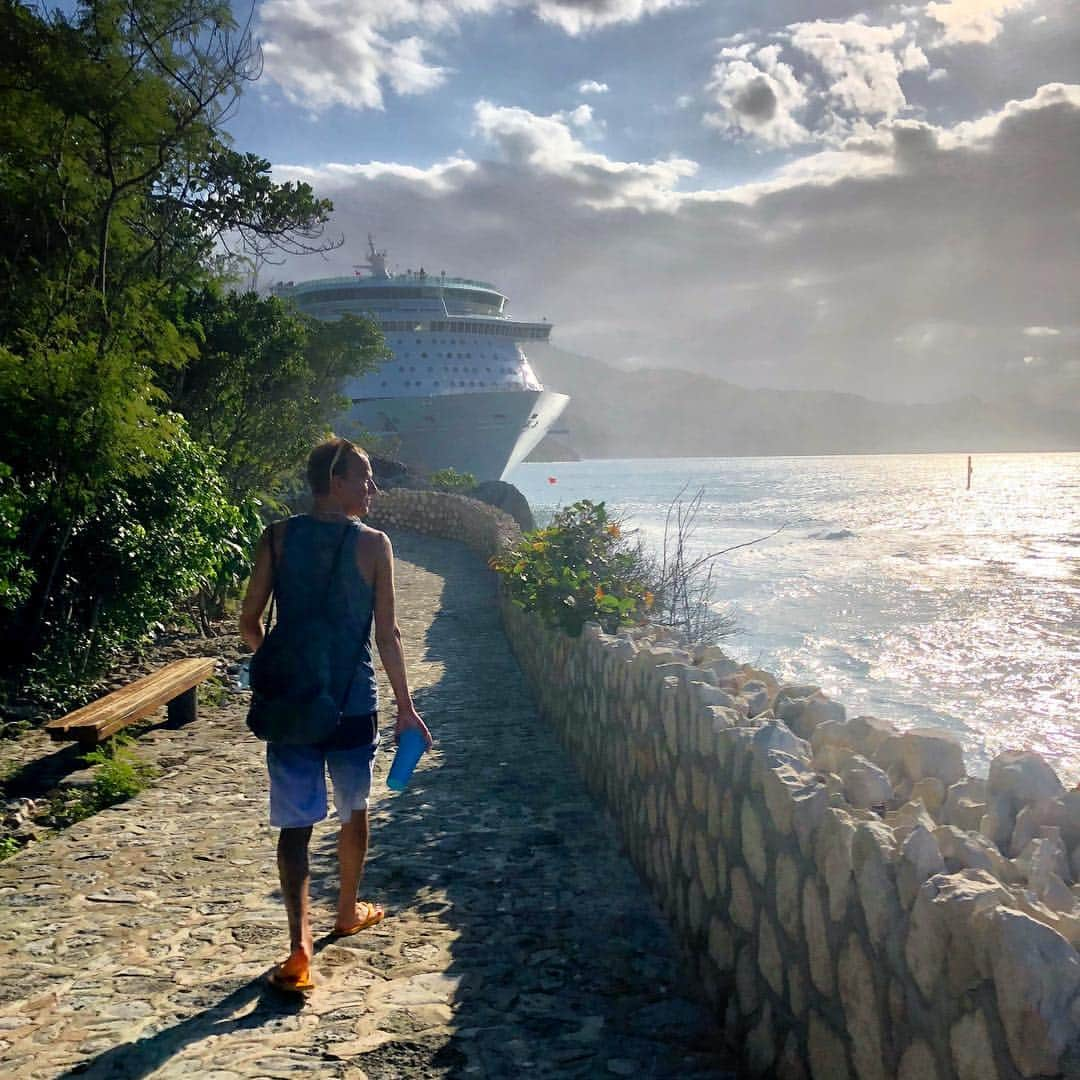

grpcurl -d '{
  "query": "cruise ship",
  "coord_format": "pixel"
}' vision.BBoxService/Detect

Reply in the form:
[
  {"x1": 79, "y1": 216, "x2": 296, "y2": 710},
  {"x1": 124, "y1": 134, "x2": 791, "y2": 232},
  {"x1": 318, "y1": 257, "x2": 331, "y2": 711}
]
[{"x1": 273, "y1": 238, "x2": 569, "y2": 480}]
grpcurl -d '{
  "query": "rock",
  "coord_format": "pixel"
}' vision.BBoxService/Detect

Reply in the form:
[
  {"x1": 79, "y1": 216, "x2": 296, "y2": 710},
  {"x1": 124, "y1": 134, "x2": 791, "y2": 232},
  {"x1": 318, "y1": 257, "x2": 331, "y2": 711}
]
[
  {"x1": 814, "y1": 808, "x2": 857, "y2": 922},
  {"x1": 912, "y1": 777, "x2": 946, "y2": 816},
  {"x1": 950, "y1": 1010, "x2": 999, "y2": 1080},
  {"x1": 751, "y1": 720, "x2": 811, "y2": 766},
  {"x1": 741, "y1": 800, "x2": 768, "y2": 885},
  {"x1": 758, "y1": 912, "x2": 784, "y2": 997},
  {"x1": 786, "y1": 694, "x2": 845, "y2": 741},
  {"x1": 742, "y1": 682, "x2": 771, "y2": 718},
  {"x1": 853, "y1": 821, "x2": 901, "y2": 948},
  {"x1": 935, "y1": 825, "x2": 1017, "y2": 882},
  {"x1": 988, "y1": 750, "x2": 1064, "y2": 809},
  {"x1": 777, "y1": 1030, "x2": 808, "y2": 1080},
  {"x1": 905, "y1": 870, "x2": 1012, "y2": 1000},
  {"x1": 708, "y1": 915, "x2": 735, "y2": 972},
  {"x1": 1014, "y1": 828, "x2": 1072, "y2": 891},
  {"x1": 941, "y1": 778, "x2": 988, "y2": 833},
  {"x1": 880, "y1": 729, "x2": 966, "y2": 788},
  {"x1": 838, "y1": 935, "x2": 886, "y2": 1080},
  {"x1": 803, "y1": 878, "x2": 833, "y2": 996},
  {"x1": 897, "y1": 1039, "x2": 940, "y2": 1080},
  {"x1": 810, "y1": 714, "x2": 897, "y2": 760},
  {"x1": 739, "y1": 664, "x2": 780, "y2": 698},
  {"x1": 1010, "y1": 791, "x2": 1080, "y2": 856},
  {"x1": 762, "y1": 752, "x2": 825, "y2": 838},
  {"x1": 1006, "y1": 883, "x2": 1080, "y2": 945},
  {"x1": 980, "y1": 794, "x2": 1016, "y2": 853},
  {"x1": 746, "y1": 1001, "x2": 777, "y2": 1075},
  {"x1": 808, "y1": 1012, "x2": 850, "y2": 1080},
  {"x1": 736, "y1": 942, "x2": 760, "y2": 1015},
  {"x1": 840, "y1": 755, "x2": 893, "y2": 810},
  {"x1": 896, "y1": 826, "x2": 946, "y2": 909},
  {"x1": 886, "y1": 798, "x2": 938, "y2": 837},
  {"x1": 978, "y1": 906, "x2": 1080, "y2": 1076},
  {"x1": 694, "y1": 682, "x2": 737, "y2": 709},
  {"x1": 775, "y1": 852, "x2": 802, "y2": 940},
  {"x1": 729, "y1": 866, "x2": 756, "y2": 933}
]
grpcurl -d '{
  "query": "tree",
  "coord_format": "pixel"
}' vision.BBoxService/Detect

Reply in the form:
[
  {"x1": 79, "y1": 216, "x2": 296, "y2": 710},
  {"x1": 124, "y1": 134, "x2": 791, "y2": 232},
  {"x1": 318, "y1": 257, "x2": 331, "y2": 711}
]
[
  {"x1": 170, "y1": 289, "x2": 388, "y2": 499},
  {"x1": 0, "y1": 0, "x2": 351, "y2": 682}
]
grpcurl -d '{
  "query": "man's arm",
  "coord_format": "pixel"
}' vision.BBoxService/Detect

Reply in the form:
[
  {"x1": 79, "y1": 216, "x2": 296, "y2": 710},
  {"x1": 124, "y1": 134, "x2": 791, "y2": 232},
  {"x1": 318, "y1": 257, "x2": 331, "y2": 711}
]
[
  {"x1": 239, "y1": 527, "x2": 274, "y2": 652},
  {"x1": 373, "y1": 532, "x2": 432, "y2": 747}
]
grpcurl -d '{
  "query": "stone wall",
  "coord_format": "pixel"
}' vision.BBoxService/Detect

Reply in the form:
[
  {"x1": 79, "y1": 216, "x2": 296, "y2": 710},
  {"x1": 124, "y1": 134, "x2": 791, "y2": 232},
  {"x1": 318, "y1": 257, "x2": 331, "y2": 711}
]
[
  {"x1": 367, "y1": 488, "x2": 522, "y2": 559},
  {"x1": 374, "y1": 489, "x2": 1080, "y2": 1080}
]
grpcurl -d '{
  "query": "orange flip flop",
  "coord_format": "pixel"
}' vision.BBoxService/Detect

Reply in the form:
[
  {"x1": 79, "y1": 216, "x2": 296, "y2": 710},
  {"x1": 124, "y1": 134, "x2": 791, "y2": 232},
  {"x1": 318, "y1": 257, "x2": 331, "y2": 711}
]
[
  {"x1": 267, "y1": 949, "x2": 315, "y2": 993},
  {"x1": 332, "y1": 901, "x2": 385, "y2": 937}
]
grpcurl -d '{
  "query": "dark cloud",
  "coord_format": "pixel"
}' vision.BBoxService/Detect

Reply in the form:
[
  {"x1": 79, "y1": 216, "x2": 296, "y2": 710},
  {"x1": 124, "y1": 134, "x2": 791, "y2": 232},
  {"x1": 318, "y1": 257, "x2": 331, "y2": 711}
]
[
  {"x1": 733, "y1": 76, "x2": 779, "y2": 120},
  {"x1": 273, "y1": 84, "x2": 1080, "y2": 409}
]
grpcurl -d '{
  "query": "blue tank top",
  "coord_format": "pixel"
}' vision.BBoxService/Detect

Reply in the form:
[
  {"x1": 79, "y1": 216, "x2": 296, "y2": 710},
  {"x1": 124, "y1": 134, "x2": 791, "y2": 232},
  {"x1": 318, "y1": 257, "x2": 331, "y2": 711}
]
[{"x1": 274, "y1": 516, "x2": 378, "y2": 718}]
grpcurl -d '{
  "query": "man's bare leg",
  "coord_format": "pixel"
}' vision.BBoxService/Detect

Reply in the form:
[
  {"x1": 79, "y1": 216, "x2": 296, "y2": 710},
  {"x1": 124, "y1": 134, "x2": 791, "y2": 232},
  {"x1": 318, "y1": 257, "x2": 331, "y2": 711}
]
[
  {"x1": 278, "y1": 826, "x2": 314, "y2": 967},
  {"x1": 335, "y1": 808, "x2": 380, "y2": 930}
]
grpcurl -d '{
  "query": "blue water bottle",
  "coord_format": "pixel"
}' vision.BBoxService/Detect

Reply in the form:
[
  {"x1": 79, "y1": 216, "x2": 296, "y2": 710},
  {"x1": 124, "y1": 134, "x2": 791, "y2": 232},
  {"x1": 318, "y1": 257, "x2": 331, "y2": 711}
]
[{"x1": 387, "y1": 728, "x2": 427, "y2": 791}]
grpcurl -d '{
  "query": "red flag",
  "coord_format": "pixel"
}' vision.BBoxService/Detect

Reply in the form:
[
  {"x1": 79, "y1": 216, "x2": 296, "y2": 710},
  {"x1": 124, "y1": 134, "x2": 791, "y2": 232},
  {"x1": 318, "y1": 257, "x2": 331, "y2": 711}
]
[{"x1": 548, "y1": 476, "x2": 558, "y2": 484}]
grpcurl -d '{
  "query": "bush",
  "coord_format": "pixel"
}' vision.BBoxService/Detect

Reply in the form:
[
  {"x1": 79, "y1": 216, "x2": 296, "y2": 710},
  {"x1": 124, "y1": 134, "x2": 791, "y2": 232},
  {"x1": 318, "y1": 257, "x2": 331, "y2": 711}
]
[
  {"x1": 45, "y1": 736, "x2": 157, "y2": 828},
  {"x1": 490, "y1": 500, "x2": 653, "y2": 636},
  {"x1": 430, "y1": 467, "x2": 476, "y2": 493},
  {"x1": 13, "y1": 421, "x2": 261, "y2": 702}
]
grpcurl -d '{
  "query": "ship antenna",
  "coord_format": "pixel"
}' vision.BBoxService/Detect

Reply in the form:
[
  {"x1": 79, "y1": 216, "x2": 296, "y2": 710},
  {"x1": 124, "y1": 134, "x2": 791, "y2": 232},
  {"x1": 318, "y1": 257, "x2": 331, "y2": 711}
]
[{"x1": 355, "y1": 233, "x2": 391, "y2": 279}]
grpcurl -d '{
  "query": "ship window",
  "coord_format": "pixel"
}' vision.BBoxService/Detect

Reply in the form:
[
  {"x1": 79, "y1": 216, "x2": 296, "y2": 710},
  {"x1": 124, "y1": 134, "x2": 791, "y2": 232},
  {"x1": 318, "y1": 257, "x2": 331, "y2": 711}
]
[
  {"x1": 421, "y1": 352, "x2": 427, "y2": 358},
  {"x1": 494, "y1": 413, "x2": 506, "y2": 421},
  {"x1": 434, "y1": 380, "x2": 440, "y2": 386}
]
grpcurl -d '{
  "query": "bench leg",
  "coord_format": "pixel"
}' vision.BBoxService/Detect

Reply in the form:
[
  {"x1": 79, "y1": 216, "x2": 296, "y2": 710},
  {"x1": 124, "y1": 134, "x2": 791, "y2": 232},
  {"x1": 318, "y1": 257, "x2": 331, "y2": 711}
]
[{"x1": 167, "y1": 686, "x2": 199, "y2": 727}]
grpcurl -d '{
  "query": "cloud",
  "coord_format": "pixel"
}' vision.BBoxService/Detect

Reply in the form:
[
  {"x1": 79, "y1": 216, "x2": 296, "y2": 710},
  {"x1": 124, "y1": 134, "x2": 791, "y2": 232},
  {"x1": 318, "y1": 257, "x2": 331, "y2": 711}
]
[
  {"x1": 578, "y1": 80, "x2": 610, "y2": 94},
  {"x1": 705, "y1": 44, "x2": 811, "y2": 146},
  {"x1": 271, "y1": 85, "x2": 1080, "y2": 408},
  {"x1": 472, "y1": 101, "x2": 696, "y2": 207},
  {"x1": 258, "y1": 0, "x2": 460, "y2": 110},
  {"x1": 704, "y1": 17, "x2": 934, "y2": 148},
  {"x1": 925, "y1": 0, "x2": 1036, "y2": 45},
  {"x1": 259, "y1": 0, "x2": 691, "y2": 110},
  {"x1": 1024, "y1": 325, "x2": 1061, "y2": 336},
  {"x1": 532, "y1": 0, "x2": 692, "y2": 34}
]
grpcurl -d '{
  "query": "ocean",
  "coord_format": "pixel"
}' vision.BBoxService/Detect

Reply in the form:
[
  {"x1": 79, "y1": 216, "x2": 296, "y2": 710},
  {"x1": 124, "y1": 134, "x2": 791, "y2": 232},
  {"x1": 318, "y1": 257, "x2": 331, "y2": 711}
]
[{"x1": 507, "y1": 453, "x2": 1080, "y2": 786}]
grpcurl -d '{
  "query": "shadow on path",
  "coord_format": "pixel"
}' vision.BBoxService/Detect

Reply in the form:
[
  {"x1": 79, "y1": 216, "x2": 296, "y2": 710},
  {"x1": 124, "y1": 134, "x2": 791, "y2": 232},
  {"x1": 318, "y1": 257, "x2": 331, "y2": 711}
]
[{"x1": 304, "y1": 532, "x2": 736, "y2": 1078}]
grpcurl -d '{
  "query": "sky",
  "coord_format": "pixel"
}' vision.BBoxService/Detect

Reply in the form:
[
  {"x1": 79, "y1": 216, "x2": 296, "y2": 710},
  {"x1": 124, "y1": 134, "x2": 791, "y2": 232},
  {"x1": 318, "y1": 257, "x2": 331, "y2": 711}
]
[{"x1": 223, "y1": 0, "x2": 1079, "y2": 409}]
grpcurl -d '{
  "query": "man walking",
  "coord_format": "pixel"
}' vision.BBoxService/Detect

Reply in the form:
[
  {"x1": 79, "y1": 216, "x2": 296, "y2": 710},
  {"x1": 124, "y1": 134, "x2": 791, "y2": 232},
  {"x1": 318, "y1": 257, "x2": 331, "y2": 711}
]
[{"x1": 240, "y1": 437, "x2": 431, "y2": 991}]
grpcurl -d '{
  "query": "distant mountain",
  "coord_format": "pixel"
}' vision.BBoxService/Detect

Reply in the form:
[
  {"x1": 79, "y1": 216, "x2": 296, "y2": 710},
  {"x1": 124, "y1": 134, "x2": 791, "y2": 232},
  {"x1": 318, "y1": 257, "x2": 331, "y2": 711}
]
[{"x1": 527, "y1": 344, "x2": 1080, "y2": 459}]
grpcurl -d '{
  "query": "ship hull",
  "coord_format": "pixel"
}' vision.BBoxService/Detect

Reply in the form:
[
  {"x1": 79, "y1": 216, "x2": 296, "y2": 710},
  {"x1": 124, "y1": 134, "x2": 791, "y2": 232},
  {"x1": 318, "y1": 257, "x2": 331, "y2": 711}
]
[{"x1": 342, "y1": 388, "x2": 569, "y2": 481}]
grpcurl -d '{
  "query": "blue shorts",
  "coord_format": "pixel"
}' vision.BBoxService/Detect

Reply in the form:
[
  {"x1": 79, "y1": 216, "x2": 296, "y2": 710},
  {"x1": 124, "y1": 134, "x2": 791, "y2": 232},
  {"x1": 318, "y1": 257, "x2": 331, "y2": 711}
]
[{"x1": 266, "y1": 714, "x2": 379, "y2": 829}]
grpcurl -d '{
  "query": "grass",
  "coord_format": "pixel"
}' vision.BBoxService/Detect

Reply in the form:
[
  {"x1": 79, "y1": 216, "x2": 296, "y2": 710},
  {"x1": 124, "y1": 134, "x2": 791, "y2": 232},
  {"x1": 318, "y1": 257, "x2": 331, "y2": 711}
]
[{"x1": 41, "y1": 735, "x2": 158, "y2": 830}]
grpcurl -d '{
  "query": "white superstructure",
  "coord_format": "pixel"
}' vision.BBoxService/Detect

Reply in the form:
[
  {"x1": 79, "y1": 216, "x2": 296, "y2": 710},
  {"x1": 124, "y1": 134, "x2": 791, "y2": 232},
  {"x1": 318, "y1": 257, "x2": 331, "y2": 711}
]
[{"x1": 273, "y1": 237, "x2": 569, "y2": 480}]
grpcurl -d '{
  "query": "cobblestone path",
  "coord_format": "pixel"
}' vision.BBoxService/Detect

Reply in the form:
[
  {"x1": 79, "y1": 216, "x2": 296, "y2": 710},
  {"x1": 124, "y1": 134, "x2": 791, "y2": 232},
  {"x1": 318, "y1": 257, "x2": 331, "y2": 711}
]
[{"x1": 0, "y1": 532, "x2": 736, "y2": 1079}]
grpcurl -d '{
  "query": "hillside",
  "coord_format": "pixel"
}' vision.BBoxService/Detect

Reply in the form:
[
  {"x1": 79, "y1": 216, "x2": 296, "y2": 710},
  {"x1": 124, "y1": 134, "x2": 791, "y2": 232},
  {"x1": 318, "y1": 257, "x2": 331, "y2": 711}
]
[{"x1": 526, "y1": 345, "x2": 1080, "y2": 459}]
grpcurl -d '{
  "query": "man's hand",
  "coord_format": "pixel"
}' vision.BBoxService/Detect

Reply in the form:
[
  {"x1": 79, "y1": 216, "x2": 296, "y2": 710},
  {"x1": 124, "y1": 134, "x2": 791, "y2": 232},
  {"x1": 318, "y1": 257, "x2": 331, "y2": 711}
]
[{"x1": 394, "y1": 703, "x2": 432, "y2": 749}]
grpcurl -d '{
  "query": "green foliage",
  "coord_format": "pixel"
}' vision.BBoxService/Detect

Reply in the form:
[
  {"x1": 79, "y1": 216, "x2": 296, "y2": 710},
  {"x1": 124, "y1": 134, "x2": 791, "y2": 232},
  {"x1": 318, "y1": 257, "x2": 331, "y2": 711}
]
[
  {"x1": 0, "y1": 835, "x2": 21, "y2": 861},
  {"x1": 0, "y1": 0, "x2": 358, "y2": 702},
  {"x1": 430, "y1": 467, "x2": 477, "y2": 493},
  {"x1": 19, "y1": 421, "x2": 260, "y2": 696},
  {"x1": 83, "y1": 736, "x2": 158, "y2": 804},
  {"x1": 169, "y1": 289, "x2": 387, "y2": 498},
  {"x1": 490, "y1": 500, "x2": 654, "y2": 636},
  {"x1": 46, "y1": 736, "x2": 157, "y2": 828},
  {"x1": 0, "y1": 465, "x2": 34, "y2": 611}
]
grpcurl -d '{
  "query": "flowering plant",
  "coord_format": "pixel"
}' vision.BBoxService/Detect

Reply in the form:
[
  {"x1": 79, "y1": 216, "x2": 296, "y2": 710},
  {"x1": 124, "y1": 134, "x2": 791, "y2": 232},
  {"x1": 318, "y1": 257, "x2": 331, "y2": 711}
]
[{"x1": 490, "y1": 500, "x2": 653, "y2": 636}]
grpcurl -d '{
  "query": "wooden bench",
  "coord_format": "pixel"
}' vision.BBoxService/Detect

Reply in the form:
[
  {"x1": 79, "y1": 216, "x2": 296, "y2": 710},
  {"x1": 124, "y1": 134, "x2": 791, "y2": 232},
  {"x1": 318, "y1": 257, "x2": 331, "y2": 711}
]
[{"x1": 45, "y1": 657, "x2": 217, "y2": 747}]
